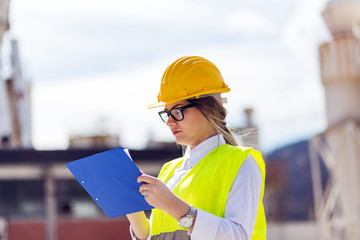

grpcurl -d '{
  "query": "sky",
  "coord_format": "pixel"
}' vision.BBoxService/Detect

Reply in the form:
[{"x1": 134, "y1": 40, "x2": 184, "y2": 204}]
[{"x1": 4, "y1": 0, "x2": 331, "y2": 152}]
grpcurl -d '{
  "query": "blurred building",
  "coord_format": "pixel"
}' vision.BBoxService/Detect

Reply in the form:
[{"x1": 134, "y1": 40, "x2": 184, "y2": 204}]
[
  {"x1": 0, "y1": 125, "x2": 178, "y2": 240},
  {"x1": 0, "y1": 148, "x2": 181, "y2": 240},
  {"x1": 265, "y1": 140, "x2": 320, "y2": 222},
  {"x1": 264, "y1": 140, "x2": 324, "y2": 240},
  {"x1": 145, "y1": 140, "x2": 179, "y2": 150},
  {"x1": 309, "y1": 0, "x2": 360, "y2": 239},
  {"x1": 69, "y1": 134, "x2": 120, "y2": 149},
  {"x1": 0, "y1": 0, "x2": 32, "y2": 149},
  {"x1": 265, "y1": 1, "x2": 360, "y2": 240}
]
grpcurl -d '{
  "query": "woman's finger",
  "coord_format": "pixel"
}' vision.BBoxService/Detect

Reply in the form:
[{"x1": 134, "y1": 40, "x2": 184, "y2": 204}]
[
  {"x1": 137, "y1": 174, "x2": 157, "y2": 184},
  {"x1": 140, "y1": 190, "x2": 151, "y2": 198},
  {"x1": 138, "y1": 183, "x2": 150, "y2": 192}
]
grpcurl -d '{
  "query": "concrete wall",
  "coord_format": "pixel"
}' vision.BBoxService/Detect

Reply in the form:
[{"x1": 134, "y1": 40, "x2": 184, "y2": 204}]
[
  {"x1": 8, "y1": 217, "x2": 131, "y2": 240},
  {"x1": 267, "y1": 222, "x2": 317, "y2": 240}
]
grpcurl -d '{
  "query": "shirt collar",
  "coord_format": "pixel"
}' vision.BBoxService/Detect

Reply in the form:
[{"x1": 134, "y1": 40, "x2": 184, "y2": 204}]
[{"x1": 184, "y1": 134, "x2": 226, "y2": 167}]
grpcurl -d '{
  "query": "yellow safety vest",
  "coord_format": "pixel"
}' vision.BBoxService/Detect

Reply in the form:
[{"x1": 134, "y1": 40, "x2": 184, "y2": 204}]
[{"x1": 151, "y1": 144, "x2": 266, "y2": 240}]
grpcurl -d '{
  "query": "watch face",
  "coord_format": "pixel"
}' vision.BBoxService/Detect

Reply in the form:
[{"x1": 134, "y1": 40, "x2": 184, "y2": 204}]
[{"x1": 179, "y1": 217, "x2": 193, "y2": 228}]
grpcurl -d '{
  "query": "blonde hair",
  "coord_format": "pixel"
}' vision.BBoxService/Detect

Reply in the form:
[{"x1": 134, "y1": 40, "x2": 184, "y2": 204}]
[{"x1": 188, "y1": 96, "x2": 238, "y2": 146}]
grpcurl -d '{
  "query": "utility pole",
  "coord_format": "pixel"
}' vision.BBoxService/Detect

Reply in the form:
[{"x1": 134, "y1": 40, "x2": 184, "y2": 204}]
[{"x1": 45, "y1": 166, "x2": 57, "y2": 240}]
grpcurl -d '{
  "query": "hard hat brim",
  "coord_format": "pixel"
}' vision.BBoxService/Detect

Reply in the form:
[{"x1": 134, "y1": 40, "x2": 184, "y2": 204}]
[
  {"x1": 147, "y1": 87, "x2": 230, "y2": 109},
  {"x1": 147, "y1": 101, "x2": 167, "y2": 109}
]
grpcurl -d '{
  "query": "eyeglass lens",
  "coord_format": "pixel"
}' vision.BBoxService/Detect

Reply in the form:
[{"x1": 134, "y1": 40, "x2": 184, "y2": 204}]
[{"x1": 160, "y1": 108, "x2": 183, "y2": 122}]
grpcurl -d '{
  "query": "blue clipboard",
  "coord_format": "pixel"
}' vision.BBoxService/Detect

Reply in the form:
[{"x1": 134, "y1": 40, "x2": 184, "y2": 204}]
[{"x1": 65, "y1": 147, "x2": 154, "y2": 217}]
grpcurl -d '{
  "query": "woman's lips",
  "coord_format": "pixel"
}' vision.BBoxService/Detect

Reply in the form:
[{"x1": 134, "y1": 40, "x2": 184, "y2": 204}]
[{"x1": 172, "y1": 130, "x2": 181, "y2": 135}]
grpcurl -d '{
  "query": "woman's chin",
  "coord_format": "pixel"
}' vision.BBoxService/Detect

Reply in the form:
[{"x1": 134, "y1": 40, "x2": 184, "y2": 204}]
[{"x1": 174, "y1": 137, "x2": 188, "y2": 146}]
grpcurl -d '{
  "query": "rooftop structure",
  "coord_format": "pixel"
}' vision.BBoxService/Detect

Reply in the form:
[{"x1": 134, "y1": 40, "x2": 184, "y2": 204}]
[{"x1": 311, "y1": 0, "x2": 360, "y2": 239}]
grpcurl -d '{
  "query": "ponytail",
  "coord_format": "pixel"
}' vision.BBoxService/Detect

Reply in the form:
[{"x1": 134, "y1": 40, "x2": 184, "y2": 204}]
[{"x1": 188, "y1": 97, "x2": 238, "y2": 146}]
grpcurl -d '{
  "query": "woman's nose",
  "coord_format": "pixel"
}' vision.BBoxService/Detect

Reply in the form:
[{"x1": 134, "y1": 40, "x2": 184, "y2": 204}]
[{"x1": 166, "y1": 115, "x2": 176, "y2": 126}]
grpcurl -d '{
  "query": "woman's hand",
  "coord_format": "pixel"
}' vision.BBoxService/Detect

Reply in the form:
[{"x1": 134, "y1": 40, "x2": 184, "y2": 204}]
[
  {"x1": 126, "y1": 211, "x2": 149, "y2": 240},
  {"x1": 137, "y1": 174, "x2": 197, "y2": 232},
  {"x1": 138, "y1": 174, "x2": 177, "y2": 212}
]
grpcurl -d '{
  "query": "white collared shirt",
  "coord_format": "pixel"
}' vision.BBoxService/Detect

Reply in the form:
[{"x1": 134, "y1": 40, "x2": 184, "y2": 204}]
[{"x1": 131, "y1": 135, "x2": 262, "y2": 240}]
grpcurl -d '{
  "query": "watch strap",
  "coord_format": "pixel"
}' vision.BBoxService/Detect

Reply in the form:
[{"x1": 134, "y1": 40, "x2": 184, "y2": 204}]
[
  {"x1": 179, "y1": 205, "x2": 196, "y2": 228},
  {"x1": 186, "y1": 205, "x2": 196, "y2": 218}
]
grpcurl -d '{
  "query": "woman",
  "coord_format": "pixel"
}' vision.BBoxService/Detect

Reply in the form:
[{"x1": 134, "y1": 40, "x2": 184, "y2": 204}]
[{"x1": 126, "y1": 56, "x2": 266, "y2": 240}]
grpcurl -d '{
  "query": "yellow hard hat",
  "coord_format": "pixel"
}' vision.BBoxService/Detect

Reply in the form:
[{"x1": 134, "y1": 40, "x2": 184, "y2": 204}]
[{"x1": 148, "y1": 56, "x2": 230, "y2": 109}]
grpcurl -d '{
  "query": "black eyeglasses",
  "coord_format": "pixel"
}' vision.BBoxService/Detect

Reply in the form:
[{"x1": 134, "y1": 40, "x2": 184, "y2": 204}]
[{"x1": 158, "y1": 103, "x2": 196, "y2": 123}]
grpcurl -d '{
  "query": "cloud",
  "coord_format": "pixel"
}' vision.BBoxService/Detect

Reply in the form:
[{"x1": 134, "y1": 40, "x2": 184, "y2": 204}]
[
  {"x1": 225, "y1": 9, "x2": 277, "y2": 36},
  {"x1": 8, "y1": 0, "x2": 329, "y2": 151},
  {"x1": 11, "y1": 0, "x2": 246, "y2": 82},
  {"x1": 31, "y1": 58, "x2": 174, "y2": 150},
  {"x1": 190, "y1": 34, "x2": 327, "y2": 151},
  {"x1": 281, "y1": 0, "x2": 330, "y2": 65}
]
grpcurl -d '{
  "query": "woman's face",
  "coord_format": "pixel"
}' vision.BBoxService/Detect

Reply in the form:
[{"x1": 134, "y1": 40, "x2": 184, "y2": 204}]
[{"x1": 163, "y1": 100, "x2": 216, "y2": 149}]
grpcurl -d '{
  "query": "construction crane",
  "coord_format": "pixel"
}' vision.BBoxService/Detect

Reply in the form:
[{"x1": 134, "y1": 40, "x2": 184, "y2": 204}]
[
  {"x1": 0, "y1": 0, "x2": 11, "y2": 149},
  {"x1": 0, "y1": 0, "x2": 32, "y2": 149},
  {"x1": 0, "y1": 0, "x2": 10, "y2": 41}
]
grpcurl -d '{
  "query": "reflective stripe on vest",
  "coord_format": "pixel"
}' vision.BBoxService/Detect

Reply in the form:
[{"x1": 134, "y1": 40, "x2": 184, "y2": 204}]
[
  {"x1": 151, "y1": 230, "x2": 189, "y2": 240},
  {"x1": 150, "y1": 144, "x2": 266, "y2": 240}
]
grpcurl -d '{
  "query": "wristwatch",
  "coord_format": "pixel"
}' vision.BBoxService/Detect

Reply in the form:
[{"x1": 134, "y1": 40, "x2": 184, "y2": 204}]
[{"x1": 179, "y1": 206, "x2": 196, "y2": 228}]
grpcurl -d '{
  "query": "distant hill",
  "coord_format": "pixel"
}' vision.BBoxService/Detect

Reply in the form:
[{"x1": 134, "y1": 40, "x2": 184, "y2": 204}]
[{"x1": 264, "y1": 139, "x2": 328, "y2": 221}]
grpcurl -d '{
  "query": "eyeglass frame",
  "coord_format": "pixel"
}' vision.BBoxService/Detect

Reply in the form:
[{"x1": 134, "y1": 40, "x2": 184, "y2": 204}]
[{"x1": 158, "y1": 103, "x2": 197, "y2": 123}]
